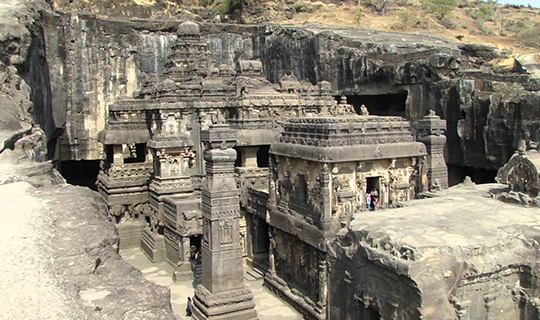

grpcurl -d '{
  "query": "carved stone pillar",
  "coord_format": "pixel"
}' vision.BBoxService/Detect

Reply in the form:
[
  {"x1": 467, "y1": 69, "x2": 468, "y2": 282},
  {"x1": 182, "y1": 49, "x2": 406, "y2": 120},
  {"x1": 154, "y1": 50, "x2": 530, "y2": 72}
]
[
  {"x1": 113, "y1": 145, "x2": 124, "y2": 164},
  {"x1": 317, "y1": 255, "x2": 327, "y2": 310},
  {"x1": 319, "y1": 163, "x2": 332, "y2": 228},
  {"x1": 241, "y1": 146, "x2": 259, "y2": 168},
  {"x1": 173, "y1": 236, "x2": 193, "y2": 282},
  {"x1": 193, "y1": 123, "x2": 258, "y2": 320},
  {"x1": 416, "y1": 111, "x2": 448, "y2": 191}
]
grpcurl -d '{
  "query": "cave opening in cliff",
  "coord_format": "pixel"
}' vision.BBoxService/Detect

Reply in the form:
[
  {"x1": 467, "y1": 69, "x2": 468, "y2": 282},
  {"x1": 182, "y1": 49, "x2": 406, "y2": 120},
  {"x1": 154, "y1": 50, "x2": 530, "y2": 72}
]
[
  {"x1": 59, "y1": 160, "x2": 100, "y2": 190},
  {"x1": 447, "y1": 164, "x2": 498, "y2": 187},
  {"x1": 356, "y1": 301, "x2": 381, "y2": 320},
  {"x1": 338, "y1": 93, "x2": 407, "y2": 117}
]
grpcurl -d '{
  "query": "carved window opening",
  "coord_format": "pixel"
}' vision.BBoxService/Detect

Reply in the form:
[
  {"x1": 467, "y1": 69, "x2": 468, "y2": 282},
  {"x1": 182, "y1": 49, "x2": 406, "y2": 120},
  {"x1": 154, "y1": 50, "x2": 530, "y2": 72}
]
[
  {"x1": 124, "y1": 143, "x2": 146, "y2": 163},
  {"x1": 257, "y1": 145, "x2": 270, "y2": 168},
  {"x1": 235, "y1": 148, "x2": 242, "y2": 167},
  {"x1": 190, "y1": 235, "x2": 202, "y2": 259},
  {"x1": 105, "y1": 145, "x2": 114, "y2": 163}
]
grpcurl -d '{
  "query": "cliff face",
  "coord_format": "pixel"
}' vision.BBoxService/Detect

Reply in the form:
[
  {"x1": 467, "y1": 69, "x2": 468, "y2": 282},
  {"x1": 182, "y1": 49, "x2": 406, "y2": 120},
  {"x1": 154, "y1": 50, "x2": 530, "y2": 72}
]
[{"x1": 37, "y1": 14, "x2": 540, "y2": 173}]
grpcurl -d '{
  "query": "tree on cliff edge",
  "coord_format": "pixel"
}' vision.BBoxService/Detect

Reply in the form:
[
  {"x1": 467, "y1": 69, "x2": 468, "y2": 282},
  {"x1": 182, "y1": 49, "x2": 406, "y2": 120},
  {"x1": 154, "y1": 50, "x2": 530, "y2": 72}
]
[{"x1": 429, "y1": 0, "x2": 457, "y2": 20}]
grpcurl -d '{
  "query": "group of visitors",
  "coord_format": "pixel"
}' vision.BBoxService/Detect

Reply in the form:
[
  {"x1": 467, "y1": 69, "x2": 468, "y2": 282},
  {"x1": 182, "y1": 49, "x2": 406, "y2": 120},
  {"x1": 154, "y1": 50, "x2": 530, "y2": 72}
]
[{"x1": 366, "y1": 188, "x2": 379, "y2": 211}]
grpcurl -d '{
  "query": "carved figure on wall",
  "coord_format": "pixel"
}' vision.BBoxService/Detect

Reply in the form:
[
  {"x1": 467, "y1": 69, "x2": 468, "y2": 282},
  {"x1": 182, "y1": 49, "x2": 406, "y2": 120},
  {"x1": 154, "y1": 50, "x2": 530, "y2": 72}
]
[
  {"x1": 211, "y1": 110, "x2": 226, "y2": 125},
  {"x1": 220, "y1": 219, "x2": 233, "y2": 245},
  {"x1": 360, "y1": 104, "x2": 369, "y2": 116},
  {"x1": 268, "y1": 228, "x2": 276, "y2": 274},
  {"x1": 355, "y1": 174, "x2": 366, "y2": 210},
  {"x1": 109, "y1": 204, "x2": 125, "y2": 223}
]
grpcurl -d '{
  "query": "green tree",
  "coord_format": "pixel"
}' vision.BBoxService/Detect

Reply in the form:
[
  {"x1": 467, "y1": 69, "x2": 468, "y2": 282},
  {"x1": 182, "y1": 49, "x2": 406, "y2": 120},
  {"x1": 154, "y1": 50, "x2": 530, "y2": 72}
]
[{"x1": 429, "y1": 0, "x2": 457, "y2": 20}]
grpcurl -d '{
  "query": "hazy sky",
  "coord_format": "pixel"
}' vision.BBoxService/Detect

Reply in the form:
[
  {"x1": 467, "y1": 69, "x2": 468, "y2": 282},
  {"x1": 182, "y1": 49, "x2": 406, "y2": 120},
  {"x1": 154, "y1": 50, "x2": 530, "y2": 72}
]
[{"x1": 499, "y1": 0, "x2": 540, "y2": 8}]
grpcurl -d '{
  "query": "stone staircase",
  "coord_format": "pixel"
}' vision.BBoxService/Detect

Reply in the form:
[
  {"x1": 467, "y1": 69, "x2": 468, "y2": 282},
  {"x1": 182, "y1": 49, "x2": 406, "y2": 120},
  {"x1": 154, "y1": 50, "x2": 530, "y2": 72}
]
[
  {"x1": 243, "y1": 262, "x2": 269, "y2": 282},
  {"x1": 193, "y1": 261, "x2": 202, "y2": 283}
]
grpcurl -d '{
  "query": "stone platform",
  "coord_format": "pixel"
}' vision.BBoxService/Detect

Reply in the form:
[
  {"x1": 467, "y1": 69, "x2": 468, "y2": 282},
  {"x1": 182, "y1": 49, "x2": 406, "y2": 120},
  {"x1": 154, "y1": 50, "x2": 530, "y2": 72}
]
[
  {"x1": 140, "y1": 228, "x2": 166, "y2": 262},
  {"x1": 117, "y1": 220, "x2": 145, "y2": 250}
]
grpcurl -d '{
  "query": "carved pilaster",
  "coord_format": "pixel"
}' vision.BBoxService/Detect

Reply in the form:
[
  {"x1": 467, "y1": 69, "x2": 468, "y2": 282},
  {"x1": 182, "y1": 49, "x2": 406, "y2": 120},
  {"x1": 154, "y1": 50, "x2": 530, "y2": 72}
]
[{"x1": 416, "y1": 111, "x2": 448, "y2": 191}]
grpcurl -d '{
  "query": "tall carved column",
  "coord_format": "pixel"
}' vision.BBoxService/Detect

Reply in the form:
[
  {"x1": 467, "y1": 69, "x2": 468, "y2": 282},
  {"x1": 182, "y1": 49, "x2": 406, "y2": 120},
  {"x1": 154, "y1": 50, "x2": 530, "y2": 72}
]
[
  {"x1": 416, "y1": 111, "x2": 448, "y2": 190},
  {"x1": 193, "y1": 122, "x2": 258, "y2": 320}
]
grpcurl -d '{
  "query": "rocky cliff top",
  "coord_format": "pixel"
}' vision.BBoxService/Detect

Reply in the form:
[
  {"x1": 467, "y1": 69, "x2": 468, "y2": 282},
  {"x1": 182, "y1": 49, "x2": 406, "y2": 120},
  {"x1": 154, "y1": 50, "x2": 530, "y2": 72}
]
[{"x1": 342, "y1": 181, "x2": 540, "y2": 272}]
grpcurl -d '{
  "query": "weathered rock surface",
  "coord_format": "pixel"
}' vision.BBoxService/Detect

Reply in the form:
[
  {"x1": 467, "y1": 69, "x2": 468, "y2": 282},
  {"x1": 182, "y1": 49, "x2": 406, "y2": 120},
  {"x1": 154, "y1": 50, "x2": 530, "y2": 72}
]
[
  {"x1": 0, "y1": 150, "x2": 176, "y2": 319},
  {"x1": 329, "y1": 181, "x2": 540, "y2": 319},
  {"x1": 0, "y1": 3, "x2": 176, "y2": 315}
]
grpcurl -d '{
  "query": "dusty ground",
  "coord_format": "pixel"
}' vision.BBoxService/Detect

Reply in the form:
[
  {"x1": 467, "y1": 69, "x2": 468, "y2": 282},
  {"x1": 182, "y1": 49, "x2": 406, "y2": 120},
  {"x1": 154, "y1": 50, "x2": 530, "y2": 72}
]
[
  {"x1": 121, "y1": 247, "x2": 303, "y2": 320},
  {"x1": 0, "y1": 151, "x2": 176, "y2": 320}
]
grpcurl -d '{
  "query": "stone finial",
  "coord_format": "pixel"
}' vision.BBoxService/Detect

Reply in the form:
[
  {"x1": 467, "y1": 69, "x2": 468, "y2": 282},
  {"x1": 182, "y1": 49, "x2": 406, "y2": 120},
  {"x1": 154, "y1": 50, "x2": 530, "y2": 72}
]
[
  {"x1": 518, "y1": 139, "x2": 527, "y2": 155},
  {"x1": 340, "y1": 96, "x2": 348, "y2": 105},
  {"x1": 177, "y1": 21, "x2": 200, "y2": 36}
]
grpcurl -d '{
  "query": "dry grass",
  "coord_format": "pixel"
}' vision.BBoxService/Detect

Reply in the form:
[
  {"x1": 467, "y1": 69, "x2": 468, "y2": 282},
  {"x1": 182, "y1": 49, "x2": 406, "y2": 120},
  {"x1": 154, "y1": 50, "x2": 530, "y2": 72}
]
[
  {"x1": 262, "y1": 0, "x2": 540, "y2": 58},
  {"x1": 51, "y1": 0, "x2": 540, "y2": 59}
]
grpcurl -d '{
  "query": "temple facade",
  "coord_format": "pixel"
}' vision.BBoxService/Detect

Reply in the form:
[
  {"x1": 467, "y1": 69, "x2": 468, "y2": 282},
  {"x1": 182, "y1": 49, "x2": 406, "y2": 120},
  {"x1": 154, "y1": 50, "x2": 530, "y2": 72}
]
[{"x1": 96, "y1": 20, "x2": 448, "y2": 319}]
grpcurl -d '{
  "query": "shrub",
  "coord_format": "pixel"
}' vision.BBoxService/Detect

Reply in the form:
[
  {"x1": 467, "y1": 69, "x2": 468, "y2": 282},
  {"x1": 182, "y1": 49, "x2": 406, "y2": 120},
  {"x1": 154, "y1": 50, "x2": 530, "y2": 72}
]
[
  {"x1": 214, "y1": 0, "x2": 249, "y2": 14},
  {"x1": 398, "y1": 7, "x2": 414, "y2": 30},
  {"x1": 518, "y1": 23, "x2": 540, "y2": 48},
  {"x1": 429, "y1": 0, "x2": 457, "y2": 20},
  {"x1": 440, "y1": 17, "x2": 456, "y2": 29},
  {"x1": 357, "y1": 8, "x2": 363, "y2": 22}
]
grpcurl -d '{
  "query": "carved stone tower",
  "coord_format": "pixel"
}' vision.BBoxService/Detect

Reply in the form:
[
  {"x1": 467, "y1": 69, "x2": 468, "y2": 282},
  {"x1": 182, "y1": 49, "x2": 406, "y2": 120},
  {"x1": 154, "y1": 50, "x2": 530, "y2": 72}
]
[
  {"x1": 193, "y1": 120, "x2": 258, "y2": 320},
  {"x1": 416, "y1": 111, "x2": 448, "y2": 190}
]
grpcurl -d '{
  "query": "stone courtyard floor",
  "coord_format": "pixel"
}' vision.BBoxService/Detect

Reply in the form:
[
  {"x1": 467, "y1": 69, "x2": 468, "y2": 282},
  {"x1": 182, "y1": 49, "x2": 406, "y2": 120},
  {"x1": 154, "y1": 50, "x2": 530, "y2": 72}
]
[{"x1": 121, "y1": 248, "x2": 303, "y2": 320}]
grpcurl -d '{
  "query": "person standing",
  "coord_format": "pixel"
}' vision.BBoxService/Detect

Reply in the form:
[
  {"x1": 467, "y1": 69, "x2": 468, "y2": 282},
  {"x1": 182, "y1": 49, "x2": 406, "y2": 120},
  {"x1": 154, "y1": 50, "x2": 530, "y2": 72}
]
[{"x1": 186, "y1": 297, "x2": 193, "y2": 317}]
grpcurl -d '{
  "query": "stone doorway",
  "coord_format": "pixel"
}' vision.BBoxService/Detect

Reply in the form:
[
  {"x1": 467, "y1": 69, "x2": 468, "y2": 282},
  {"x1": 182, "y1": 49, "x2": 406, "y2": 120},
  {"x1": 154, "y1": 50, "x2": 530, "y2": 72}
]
[
  {"x1": 366, "y1": 176, "x2": 381, "y2": 210},
  {"x1": 189, "y1": 235, "x2": 201, "y2": 261},
  {"x1": 246, "y1": 214, "x2": 269, "y2": 268}
]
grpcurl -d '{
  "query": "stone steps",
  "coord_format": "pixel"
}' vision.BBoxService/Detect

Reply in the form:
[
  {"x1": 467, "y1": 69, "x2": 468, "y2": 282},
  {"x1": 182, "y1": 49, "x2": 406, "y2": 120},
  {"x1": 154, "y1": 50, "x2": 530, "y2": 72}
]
[
  {"x1": 244, "y1": 263, "x2": 269, "y2": 281},
  {"x1": 193, "y1": 262, "x2": 202, "y2": 282}
]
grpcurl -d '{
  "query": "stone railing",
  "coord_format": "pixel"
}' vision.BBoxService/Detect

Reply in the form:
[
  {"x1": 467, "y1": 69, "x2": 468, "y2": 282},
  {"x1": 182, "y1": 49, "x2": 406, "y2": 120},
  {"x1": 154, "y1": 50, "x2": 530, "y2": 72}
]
[{"x1": 98, "y1": 161, "x2": 153, "y2": 187}]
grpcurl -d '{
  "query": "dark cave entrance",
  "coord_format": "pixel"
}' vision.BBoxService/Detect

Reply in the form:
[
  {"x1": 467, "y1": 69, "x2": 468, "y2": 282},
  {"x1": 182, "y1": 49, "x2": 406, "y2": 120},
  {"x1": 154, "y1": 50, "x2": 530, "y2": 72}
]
[
  {"x1": 337, "y1": 93, "x2": 408, "y2": 117},
  {"x1": 58, "y1": 160, "x2": 100, "y2": 190},
  {"x1": 447, "y1": 164, "x2": 498, "y2": 187},
  {"x1": 356, "y1": 301, "x2": 381, "y2": 320}
]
